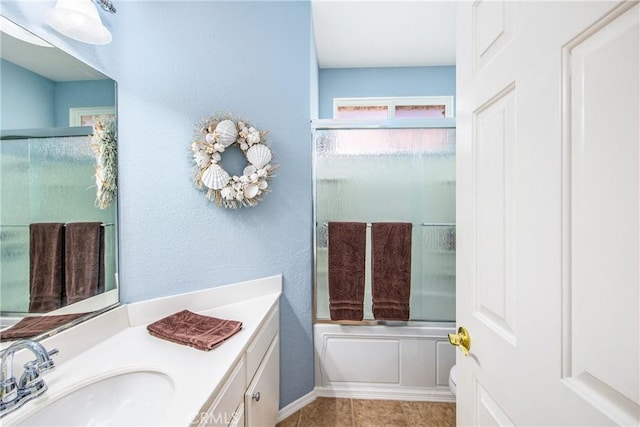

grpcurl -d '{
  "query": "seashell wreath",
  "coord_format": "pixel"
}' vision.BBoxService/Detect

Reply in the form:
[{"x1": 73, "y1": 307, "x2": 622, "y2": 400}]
[
  {"x1": 90, "y1": 116, "x2": 117, "y2": 209},
  {"x1": 191, "y1": 115, "x2": 278, "y2": 209}
]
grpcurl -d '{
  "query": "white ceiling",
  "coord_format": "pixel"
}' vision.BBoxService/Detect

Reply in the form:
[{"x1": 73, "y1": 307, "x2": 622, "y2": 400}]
[
  {"x1": 312, "y1": 0, "x2": 457, "y2": 69},
  {"x1": 3, "y1": 2, "x2": 457, "y2": 80}
]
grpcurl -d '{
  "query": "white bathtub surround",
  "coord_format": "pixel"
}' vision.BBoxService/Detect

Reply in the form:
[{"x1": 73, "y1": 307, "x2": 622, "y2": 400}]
[
  {"x1": 314, "y1": 323, "x2": 456, "y2": 402},
  {"x1": 2, "y1": 275, "x2": 282, "y2": 426}
]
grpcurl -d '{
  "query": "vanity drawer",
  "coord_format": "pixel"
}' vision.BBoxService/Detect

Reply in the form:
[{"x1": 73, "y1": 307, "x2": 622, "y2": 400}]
[
  {"x1": 200, "y1": 357, "x2": 246, "y2": 427},
  {"x1": 246, "y1": 306, "x2": 278, "y2": 381}
]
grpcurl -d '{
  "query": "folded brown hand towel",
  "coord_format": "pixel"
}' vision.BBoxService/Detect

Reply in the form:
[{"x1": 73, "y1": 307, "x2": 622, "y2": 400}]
[
  {"x1": 328, "y1": 222, "x2": 367, "y2": 321},
  {"x1": 0, "y1": 313, "x2": 88, "y2": 341},
  {"x1": 371, "y1": 222, "x2": 412, "y2": 321},
  {"x1": 65, "y1": 222, "x2": 105, "y2": 305},
  {"x1": 29, "y1": 223, "x2": 65, "y2": 312},
  {"x1": 147, "y1": 310, "x2": 243, "y2": 351}
]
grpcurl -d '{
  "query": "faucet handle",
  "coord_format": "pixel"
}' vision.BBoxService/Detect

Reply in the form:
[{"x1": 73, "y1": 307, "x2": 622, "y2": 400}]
[
  {"x1": 19, "y1": 362, "x2": 41, "y2": 389},
  {"x1": 37, "y1": 348, "x2": 58, "y2": 372}
]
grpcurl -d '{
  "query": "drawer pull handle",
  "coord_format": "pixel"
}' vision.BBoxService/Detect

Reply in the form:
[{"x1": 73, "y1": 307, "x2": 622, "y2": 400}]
[{"x1": 252, "y1": 392, "x2": 261, "y2": 402}]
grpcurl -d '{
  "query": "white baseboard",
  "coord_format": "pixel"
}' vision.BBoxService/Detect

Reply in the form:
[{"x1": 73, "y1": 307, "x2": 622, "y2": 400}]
[
  {"x1": 314, "y1": 386, "x2": 456, "y2": 403},
  {"x1": 277, "y1": 390, "x2": 317, "y2": 423}
]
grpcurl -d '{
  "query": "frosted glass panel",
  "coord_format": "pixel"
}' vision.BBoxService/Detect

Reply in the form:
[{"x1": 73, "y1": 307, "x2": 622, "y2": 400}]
[
  {"x1": 0, "y1": 136, "x2": 117, "y2": 313},
  {"x1": 314, "y1": 126, "x2": 456, "y2": 321},
  {"x1": 395, "y1": 105, "x2": 446, "y2": 118},
  {"x1": 336, "y1": 105, "x2": 389, "y2": 119}
]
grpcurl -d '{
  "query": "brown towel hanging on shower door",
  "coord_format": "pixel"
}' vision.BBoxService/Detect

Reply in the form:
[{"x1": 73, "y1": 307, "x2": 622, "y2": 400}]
[
  {"x1": 328, "y1": 222, "x2": 367, "y2": 321},
  {"x1": 371, "y1": 222, "x2": 412, "y2": 321},
  {"x1": 65, "y1": 222, "x2": 105, "y2": 305},
  {"x1": 29, "y1": 223, "x2": 65, "y2": 312}
]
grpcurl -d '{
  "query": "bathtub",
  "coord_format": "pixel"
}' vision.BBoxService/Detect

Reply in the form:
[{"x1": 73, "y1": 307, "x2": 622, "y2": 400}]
[{"x1": 314, "y1": 322, "x2": 456, "y2": 402}]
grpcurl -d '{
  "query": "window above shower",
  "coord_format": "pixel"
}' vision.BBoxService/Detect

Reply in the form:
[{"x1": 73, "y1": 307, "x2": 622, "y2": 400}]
[{"x1": 333, "y1": 96, "x2": 454, "y2": 120}]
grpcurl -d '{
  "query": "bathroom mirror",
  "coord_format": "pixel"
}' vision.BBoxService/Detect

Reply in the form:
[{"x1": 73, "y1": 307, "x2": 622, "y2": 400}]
[{"x1": 0, "y1": 16, "x2": 119, "y2": 339}]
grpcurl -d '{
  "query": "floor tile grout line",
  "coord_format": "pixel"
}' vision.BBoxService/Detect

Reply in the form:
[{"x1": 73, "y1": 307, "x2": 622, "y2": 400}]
[{"x1": 350, "y1": 398, "x2": 355, "y2": 427}]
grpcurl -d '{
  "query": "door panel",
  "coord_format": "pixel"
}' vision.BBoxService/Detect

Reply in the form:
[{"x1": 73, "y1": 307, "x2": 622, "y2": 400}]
[
  {"x1": 564, "y1": 3, "x2": 639, "y2": 422},
  {"x1": 457, "y1": 1, "x2": 640, "y2": 425},
  {"x1": 474, "y1": 84, "x2": 518, "y2": 345}
]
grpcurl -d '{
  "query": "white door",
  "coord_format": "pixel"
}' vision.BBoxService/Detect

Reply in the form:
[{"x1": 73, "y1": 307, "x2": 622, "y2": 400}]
[{"x1": 455, "y1": 1, "x2": 639, "y2": 426}]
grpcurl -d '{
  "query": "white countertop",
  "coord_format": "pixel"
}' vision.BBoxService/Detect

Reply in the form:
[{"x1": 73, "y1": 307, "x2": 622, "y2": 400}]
[{"x1": 2, "y1": 275, "x2": 282, "y2": 426}]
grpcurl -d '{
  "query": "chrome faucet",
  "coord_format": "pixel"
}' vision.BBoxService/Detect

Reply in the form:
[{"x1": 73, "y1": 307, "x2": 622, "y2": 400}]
[{"x1": 0, "y1": 339, "x2": 58, "y2": 418}]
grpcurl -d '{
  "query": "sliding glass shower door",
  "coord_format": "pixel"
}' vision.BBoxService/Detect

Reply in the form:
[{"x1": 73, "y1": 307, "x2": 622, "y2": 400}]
[{"x1": 313, "y1": 121, "x2": 456, "y2": 322}]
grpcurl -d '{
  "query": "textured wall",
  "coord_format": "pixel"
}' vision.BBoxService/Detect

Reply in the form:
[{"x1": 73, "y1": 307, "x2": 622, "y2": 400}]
[
  {"x1": 1, "y1": 0, "x2": 313, "y2": 408},
  {"x1": 319, "y1": 65, "x2": 456, "y2": 118}
]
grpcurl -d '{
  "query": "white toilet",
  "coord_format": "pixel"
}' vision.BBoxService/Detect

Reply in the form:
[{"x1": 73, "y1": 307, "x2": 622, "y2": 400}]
[{"x1": 448, "y1": 365, "x2": 457, "y2": 396}]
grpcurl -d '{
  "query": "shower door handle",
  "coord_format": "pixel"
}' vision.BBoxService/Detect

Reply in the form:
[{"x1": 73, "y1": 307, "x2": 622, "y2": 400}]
[{"x1": 448, "y1": 327, "x2": 471, "y2": 356}]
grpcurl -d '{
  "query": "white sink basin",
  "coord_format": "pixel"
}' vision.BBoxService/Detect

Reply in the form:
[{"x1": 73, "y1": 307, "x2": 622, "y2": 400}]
[{"x1": 15, "y1": 370, "x2": 174, "y2": 426}]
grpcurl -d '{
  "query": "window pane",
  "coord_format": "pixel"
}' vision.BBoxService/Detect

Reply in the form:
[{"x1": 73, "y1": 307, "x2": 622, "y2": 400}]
[
  {"x1": 336, "y1": 105, "x2": 388, "y2": 119},
  {"x1": 395, "y1": 105, "x2": 445, "y2": 118}
]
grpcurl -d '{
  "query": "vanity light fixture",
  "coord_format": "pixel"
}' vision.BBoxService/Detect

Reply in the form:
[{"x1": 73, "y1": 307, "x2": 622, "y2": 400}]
[{"x1": 45, "y1": 0, "x2": 116, "y2": 45}]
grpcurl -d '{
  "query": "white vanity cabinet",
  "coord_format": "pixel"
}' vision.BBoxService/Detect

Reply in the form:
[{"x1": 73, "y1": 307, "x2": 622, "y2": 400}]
[
  {"x1": 199, "y1": 305, "x2": 279, "y2": 427},
  {"x1": 245, "y1": 336, "x2": 279, "y2": 426}
]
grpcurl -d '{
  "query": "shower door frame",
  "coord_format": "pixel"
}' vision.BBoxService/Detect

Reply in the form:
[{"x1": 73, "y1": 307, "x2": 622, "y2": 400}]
[{"x1": 311, "y1": 118, "x2": 457, "y2": 326}]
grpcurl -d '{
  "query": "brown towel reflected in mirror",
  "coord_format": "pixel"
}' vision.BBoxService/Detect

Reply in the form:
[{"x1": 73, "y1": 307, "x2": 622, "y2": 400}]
[
  {"x1": 29, "y1": 223, "x2": 65, "y2": 312},
  {"x1": 0, "y1": 312, "x2": 88, "y2": 341},
  {"x1": 65, "y1": 222, "x2": 105, "y2": 305}
]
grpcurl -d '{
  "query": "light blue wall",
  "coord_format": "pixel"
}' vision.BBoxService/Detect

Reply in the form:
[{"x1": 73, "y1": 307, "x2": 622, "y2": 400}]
[
  {"x1": 310, "y1": 22, "x2": 319, "y2": 120},
  {"x1": 1, "y1": 59, "x2": 55, "y2": 129},
  {"x1": 2, "y1": 0, "x2": 313, "y2": 408},
  {"x1": 0, "y1": 59, "x2": 115, "y2": 129},
  {"x1": 318, "y1": 65, "x2": 456, "y2": 118},
  {"x1": 54, "y1": 80, "x2": 115, "y2": 127}
]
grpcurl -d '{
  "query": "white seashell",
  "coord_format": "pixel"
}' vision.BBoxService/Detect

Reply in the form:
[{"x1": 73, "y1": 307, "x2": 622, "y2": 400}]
[
  {"x1": 243, "y1": 165, "x2": 257, "y2": 176},
  {"x1": 213, "y1": 143, "x2": 225, "y2": 152},
  {"x1": 205, "y1": 133, "x2": 215, "y2": 143},
  {"x1": 244, "y1": 183, "x2": 259, "y2": 199},
  {"x1": 215, "y1": 120, "x2": 238, "y2": 147},
  {"x1": 201, "y1": 164, "x2": 230, "y2": 190},
  {"x1": 250, "y1": 173, "x2": 258, "y2": 181},
  {"x1": 258, "y1": 180, "x2": 268, "y2": 190},
  {"x1": 235, "y1": 192, "x2": 244, "y2": 201},
  {"x1": 212, "y1": 152, "x2": 221, "y2": 162},
  {"x1": 247, "y1": 144, "x2": 272, "y2": 169},
  {"x1": 221, "y1": 186, "x2": 235, "y2": 201},
  {"x1": 265, "y1": 164, "x2": 272, "y2": 171},
  {"x1": 194, "y1": 152, "x2": 211, "y2": 168},
  {"x1": 257, "y1": 168, "x2": 267, "y2": 177},
  {"x1": 240, "y1": 142, "x2": 249, "y2": 151},
  {"x1": 247, "y1": 128, "x2": 261, "y2": 145}
]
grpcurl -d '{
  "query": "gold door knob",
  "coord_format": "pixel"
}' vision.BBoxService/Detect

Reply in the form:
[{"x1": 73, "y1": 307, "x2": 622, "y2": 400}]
[{"x1": 448, "y1": 327, "x2": 471, "y2": 356}]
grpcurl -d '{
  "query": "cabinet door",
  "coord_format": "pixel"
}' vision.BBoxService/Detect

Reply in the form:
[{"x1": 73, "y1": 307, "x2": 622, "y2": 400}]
[{"x1": 245, "y1": 335, "x2": 279, "y2": 427}]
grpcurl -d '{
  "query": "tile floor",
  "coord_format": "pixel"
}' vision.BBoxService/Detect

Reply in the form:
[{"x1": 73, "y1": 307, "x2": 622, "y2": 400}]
[{"x1": 277, "y1": 397, "x2": 456, "y2": 427}]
